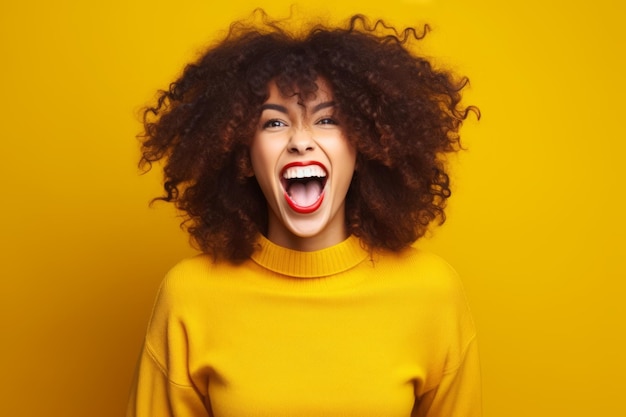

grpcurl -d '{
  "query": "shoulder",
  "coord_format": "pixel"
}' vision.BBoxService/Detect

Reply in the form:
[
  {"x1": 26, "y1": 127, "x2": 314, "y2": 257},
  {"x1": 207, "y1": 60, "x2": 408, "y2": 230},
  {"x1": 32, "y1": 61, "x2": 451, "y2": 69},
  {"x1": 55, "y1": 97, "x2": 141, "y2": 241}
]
[
  {"x1": 372, "y1": 245, "x2": 461, "y2": 288},
  {"x1": 155, "y1": 255, "x2": 211, "y2": 300},
  {"x1": 381, "y1": 246, "x2": 478, "y2": 348},
  {"x1": 150, "y1": 254, "x2": 245, "y2": 315},
  {"x1": 371, "y1": 246, "x2": 473, "y2": 317},
  {"x1": 162, "y1": 254, "x2": 212, "y2": 282},
  {"x1": 160, "y1": 254, "x2": 244, "y2": 290},
  {"x1": 145, "y1": 255, "x2": 244, "y2": 339}
]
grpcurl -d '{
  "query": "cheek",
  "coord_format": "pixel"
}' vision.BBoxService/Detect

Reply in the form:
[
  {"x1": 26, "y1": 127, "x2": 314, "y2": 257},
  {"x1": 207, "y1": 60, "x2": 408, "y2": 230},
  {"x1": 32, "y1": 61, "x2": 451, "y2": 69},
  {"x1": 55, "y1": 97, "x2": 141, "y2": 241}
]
[
  {"x1": 249, "y1": 140, "x2": 267, "y2": 174},
  {"x1": 341, "y1": 144, "x2": 357, "y2": 173},
  {"x1": 250, "y1": 143, "x2": 280, "y2": 186},
  {"x1": 334, "y1": 147, "x2": 357, "y2": 188}
]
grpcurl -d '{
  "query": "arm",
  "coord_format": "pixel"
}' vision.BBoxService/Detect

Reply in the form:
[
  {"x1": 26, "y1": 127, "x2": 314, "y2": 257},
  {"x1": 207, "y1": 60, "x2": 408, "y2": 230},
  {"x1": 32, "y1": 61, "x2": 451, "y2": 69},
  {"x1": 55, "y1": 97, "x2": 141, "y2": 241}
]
[
  {"x1": 126, "y1": 343, "x2": 211, "y2": 417},
  {"x1": 412, "y1": 336, "x2": 482, "y2": 417},
  {"x1": 126, "y1": 267, "x2": 212, "y2": 417}
]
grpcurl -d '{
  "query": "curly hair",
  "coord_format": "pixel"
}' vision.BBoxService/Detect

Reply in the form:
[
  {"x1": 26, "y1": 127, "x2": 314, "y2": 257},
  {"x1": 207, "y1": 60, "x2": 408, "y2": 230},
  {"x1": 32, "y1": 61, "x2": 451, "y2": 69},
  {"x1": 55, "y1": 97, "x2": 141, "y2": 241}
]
[{"x1": 139, "y1": 11, "x2": 479, "y2": 261}]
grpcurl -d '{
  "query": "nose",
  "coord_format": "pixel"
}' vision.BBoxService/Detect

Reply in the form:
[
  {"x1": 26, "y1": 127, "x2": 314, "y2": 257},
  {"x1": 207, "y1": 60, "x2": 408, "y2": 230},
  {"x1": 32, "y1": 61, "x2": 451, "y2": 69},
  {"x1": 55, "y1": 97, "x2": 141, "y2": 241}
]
[{"x1": 287, "y1": 128, "x2": 315, "y2": 154}]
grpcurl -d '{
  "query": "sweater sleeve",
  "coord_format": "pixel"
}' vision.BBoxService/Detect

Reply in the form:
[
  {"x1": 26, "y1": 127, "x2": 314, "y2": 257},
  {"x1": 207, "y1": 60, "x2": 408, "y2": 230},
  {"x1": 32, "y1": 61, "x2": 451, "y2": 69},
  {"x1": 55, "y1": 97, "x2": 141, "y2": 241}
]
[
  {"x1": 410, "y1": 252, "x2": 482, "y2": 417},
  {"x1": 412, "y1": 333, "x2": 482, "y2": 417},
  {"x1": 126, "y1": 265, "x2": 212, "y2": 417},
  {"x1": 126, "y1": 343, "x2": 211, "y2": 417}
]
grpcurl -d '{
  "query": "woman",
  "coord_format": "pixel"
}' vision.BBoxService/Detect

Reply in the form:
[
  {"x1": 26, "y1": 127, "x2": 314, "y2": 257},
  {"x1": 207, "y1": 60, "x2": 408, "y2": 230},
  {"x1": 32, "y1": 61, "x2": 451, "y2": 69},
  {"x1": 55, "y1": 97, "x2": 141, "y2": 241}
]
[{"x1": 127, "y1": 11, "x2": 481, "y2": 417}]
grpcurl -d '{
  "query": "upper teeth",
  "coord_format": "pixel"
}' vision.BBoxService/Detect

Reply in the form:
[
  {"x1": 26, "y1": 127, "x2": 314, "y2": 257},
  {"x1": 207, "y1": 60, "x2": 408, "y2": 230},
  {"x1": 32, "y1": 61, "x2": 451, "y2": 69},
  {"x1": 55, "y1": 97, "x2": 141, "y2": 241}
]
[{"x1": 283, "y1": 165, "x2": 327, "y2": 179}]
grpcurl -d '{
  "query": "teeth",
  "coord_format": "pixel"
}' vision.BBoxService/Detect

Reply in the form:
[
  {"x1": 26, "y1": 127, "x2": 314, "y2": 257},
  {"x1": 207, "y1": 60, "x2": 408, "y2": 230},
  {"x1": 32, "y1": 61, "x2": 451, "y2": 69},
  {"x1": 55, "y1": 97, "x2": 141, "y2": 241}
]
[{"x1": 282, "y1": 165, "x2": 327, "y2": 180}]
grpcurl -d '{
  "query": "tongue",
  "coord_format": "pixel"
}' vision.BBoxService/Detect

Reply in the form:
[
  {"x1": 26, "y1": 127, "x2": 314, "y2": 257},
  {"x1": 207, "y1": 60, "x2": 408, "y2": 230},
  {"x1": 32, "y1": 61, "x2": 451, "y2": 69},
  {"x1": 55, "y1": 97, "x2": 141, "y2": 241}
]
[{"x1": 289, "y1": 181, "x2": 322, "y2": 207}]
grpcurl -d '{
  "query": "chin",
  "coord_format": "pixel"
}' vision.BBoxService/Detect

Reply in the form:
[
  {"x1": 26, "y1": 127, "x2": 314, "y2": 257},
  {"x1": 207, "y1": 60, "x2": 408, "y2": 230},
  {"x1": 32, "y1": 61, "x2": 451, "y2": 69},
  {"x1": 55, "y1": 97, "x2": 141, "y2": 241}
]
[{"x1": 281, "y1": 208, "x2": 332, "y2": 238}]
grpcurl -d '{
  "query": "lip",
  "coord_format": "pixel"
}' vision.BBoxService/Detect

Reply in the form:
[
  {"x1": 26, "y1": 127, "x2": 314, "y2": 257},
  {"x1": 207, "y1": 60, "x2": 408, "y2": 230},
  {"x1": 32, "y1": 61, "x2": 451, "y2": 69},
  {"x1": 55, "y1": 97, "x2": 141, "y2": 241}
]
[
  {"x1": 280, "y1": 161, "x2": 328, "y2": 214},
  {"x1": 281, "y1": 161, "x2": 328, "y2": 176}
]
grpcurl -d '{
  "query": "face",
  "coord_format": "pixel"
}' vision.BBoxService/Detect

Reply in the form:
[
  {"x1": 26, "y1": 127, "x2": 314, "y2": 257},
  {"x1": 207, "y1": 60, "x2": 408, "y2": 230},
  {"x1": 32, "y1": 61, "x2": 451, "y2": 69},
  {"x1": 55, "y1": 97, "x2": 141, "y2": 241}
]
[{"x1": 250, "y1": 79, "x2": 357, "y2": 252}]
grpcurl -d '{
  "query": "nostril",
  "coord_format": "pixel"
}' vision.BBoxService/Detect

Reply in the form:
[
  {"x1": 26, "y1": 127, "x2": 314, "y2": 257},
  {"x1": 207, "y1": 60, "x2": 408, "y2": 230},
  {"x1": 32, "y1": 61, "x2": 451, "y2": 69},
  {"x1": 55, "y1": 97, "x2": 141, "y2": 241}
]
[
  {"x1": 287, "y1": 129, "x2": 315, "y2": 153},
  {"x1": 288, "y1": 144, "x2": 314, "y2": 153}
]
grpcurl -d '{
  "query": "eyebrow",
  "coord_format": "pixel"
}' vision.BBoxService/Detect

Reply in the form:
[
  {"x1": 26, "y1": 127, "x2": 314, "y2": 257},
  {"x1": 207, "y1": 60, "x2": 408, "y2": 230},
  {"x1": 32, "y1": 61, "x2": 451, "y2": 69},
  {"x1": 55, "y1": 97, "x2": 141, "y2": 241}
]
[
  {"x1": 259, "y1": 101, "x2": 336, "y2": 114},
  {"x1": 259, "y1": 103, "x2": 288, "y2": 114},
  {"x1": 311, "y1": 101, "x2": 336, "y2": 113}
]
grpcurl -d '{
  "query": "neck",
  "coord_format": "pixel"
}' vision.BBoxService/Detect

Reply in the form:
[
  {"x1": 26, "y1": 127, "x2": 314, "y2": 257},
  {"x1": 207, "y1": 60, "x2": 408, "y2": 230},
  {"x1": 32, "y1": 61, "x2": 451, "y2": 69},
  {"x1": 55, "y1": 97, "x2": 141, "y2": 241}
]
[{"x1": 266, "y1": 209, "x2": 349, "y2": 252}]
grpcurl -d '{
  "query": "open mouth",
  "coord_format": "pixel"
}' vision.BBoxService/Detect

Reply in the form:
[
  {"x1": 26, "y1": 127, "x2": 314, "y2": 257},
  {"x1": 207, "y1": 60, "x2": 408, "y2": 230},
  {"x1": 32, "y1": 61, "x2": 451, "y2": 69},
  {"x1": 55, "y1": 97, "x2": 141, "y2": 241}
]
[{"x1": 281, "y1": 162, "x2": 328, "y2": 214}]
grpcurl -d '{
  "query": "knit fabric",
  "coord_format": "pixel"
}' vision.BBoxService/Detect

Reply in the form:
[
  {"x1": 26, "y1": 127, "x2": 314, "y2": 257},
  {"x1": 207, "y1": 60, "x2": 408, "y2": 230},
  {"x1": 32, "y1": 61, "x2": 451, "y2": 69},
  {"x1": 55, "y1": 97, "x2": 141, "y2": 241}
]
[{"x1": 127, "y1": 235, "x2": 481, "y2": 417}]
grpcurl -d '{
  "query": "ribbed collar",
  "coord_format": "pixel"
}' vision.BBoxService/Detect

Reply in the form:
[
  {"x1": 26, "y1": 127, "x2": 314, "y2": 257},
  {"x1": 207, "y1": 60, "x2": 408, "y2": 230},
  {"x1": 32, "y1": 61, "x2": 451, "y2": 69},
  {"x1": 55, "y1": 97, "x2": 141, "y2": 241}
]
[{"x1": 250, "y1": 235, "x2": 369, "y2": 278}]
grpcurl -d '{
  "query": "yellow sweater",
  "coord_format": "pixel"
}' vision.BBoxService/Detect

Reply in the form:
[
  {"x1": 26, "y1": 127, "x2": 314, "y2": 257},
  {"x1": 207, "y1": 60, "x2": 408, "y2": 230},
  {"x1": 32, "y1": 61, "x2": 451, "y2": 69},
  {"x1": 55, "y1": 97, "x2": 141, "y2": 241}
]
[{"x1": 127, "y1": 235, "x2": 481, "y2": 417}]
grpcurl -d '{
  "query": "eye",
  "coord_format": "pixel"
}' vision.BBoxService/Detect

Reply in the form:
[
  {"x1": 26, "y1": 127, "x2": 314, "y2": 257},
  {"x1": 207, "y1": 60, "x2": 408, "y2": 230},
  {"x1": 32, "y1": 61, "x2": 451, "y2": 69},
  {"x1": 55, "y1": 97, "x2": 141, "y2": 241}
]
[
  {"x1": 316, "y1": 117, "x2": 338, "y2": 126},
  {"x1": 262, "y1": 119, "x2": 287, "y2": 129}
]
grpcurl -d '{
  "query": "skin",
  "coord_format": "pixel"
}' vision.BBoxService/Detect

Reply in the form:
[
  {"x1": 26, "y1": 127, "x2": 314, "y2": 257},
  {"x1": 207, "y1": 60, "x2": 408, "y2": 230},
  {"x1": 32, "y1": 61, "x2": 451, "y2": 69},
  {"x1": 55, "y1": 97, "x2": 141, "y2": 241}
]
[{"x1": 250, "y1": 79, "x2": 357, "y2": 252}]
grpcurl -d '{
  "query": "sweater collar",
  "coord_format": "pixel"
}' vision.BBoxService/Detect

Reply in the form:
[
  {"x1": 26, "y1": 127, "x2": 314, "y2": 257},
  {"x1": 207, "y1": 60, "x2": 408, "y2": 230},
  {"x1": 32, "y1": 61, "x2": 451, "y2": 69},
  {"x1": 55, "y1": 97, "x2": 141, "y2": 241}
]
[{"x1": 250, "y1": 234, "x2": 369, "y2": 278}]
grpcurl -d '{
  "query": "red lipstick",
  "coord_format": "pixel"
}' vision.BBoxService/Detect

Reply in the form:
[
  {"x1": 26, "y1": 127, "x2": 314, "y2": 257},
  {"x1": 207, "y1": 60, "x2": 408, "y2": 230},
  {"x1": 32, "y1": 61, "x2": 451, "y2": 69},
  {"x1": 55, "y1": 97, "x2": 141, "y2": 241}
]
[{"x1": 281, "y1": 161, "x2": 327, "y2": 214}]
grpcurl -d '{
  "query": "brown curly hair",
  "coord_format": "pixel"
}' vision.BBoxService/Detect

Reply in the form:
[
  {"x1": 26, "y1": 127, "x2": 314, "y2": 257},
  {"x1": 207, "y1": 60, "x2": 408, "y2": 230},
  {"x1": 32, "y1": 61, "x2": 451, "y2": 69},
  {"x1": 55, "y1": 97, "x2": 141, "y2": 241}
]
[{"x1": 139, "y1": 11, "x2": 479, "y2": 261}]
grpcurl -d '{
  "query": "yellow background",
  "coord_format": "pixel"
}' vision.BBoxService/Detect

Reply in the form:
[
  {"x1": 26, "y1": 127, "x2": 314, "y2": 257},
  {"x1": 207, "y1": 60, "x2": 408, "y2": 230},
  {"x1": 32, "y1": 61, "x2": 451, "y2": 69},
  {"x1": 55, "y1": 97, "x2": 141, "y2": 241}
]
[{"x1": 1, "y1": 0, "x2": 624, "y2": 415}]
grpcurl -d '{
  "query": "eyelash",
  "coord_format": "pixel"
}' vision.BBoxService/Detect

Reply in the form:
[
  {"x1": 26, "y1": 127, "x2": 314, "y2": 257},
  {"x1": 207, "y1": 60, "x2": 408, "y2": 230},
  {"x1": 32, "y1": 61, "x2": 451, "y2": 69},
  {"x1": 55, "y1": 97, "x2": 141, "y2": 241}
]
[
  {"x1": 261, "y1": 116, "x2": 339, "y2": 129},
  {"x1": 316, "y1": 117, "x2": 338, "y2": 125},
  {"x1": 262, "y1": 119, "x2": 287, "y2": 129}
]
